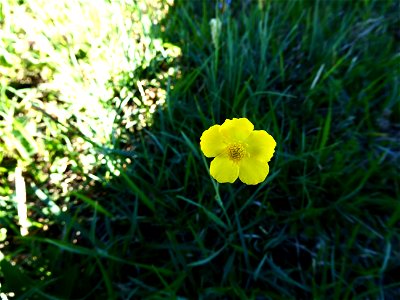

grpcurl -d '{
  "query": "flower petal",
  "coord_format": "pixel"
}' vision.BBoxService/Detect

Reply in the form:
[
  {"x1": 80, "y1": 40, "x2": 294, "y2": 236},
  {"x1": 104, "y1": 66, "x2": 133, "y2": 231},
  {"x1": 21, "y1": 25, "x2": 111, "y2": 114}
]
[
  {"x1": 238, "y1": 157, "x2": 269, "y2": 185},
  {"x1": 220, "y1": 118, "x2": 254, "y2": 142},
  {"x1": 210, "y1": 154, "x2": 239, "y2": 183},
  {"x1": 200, "y1": 125, "x2": 227, "y2": 157},
  {"x1": 246, "y1": 130, "x2": 276, "y2": 162}
]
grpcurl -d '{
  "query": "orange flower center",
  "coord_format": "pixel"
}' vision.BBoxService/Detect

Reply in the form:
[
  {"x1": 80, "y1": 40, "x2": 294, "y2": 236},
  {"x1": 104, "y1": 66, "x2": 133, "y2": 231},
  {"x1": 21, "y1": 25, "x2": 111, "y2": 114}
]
[{"x1": 227, "y1": 143, "x2": 246, "y2": 162}]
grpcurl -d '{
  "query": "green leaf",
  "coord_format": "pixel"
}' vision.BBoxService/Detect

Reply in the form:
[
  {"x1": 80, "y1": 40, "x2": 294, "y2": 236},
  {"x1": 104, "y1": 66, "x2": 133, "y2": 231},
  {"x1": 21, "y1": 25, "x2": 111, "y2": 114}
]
[
  {"x1": 119, "y1": 169, "x2": 155, "y2": 212},
  {"x1": 70, "y1": 191, "x2": 113, "y2": 218}
]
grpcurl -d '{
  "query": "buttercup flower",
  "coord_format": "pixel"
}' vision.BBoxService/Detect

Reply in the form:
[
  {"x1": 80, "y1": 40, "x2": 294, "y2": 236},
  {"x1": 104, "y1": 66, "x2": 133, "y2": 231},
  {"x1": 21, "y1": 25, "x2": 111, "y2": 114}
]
[{"x1": 200, "y1": 118, "x2": 276, "y2": 185}]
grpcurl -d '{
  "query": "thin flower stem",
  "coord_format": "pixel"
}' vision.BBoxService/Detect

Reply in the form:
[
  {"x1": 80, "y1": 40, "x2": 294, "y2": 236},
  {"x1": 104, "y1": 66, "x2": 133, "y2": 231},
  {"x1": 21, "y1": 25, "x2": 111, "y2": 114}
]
[
  {"x1": 201, "y1": 155, "x2": 232, "y2": 229},
  {"x1": 213, "y1": 182, "x2": 232, "y2": 229}
]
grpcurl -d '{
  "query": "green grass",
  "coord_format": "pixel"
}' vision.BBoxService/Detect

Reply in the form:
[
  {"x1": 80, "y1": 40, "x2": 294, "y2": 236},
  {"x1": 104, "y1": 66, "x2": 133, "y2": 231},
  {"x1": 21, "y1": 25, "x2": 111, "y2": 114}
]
[{"x1": 1, "y1": 0, "x2": 400, "y2": 299}]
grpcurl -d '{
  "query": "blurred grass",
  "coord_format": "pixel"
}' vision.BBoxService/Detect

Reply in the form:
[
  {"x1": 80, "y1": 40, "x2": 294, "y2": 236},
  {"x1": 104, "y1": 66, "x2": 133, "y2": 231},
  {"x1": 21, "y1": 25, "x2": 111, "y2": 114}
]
[{"x1": 1, "y1": 0, "x2": 400, "y2": 299}]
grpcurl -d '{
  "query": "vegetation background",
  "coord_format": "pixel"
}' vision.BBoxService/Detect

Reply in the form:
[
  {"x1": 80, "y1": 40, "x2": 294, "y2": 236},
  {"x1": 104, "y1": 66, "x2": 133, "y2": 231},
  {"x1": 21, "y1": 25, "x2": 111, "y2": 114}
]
[{"x1": 0, "y1": 0, "x2": 399, "y2": 299}]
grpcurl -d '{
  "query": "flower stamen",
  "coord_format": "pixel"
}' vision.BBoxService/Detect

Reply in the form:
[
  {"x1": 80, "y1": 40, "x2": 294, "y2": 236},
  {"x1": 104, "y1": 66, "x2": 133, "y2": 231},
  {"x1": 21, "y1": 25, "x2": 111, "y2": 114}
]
[{"x1": 227, "y1": 143, "x2": 246, "y2": 162}]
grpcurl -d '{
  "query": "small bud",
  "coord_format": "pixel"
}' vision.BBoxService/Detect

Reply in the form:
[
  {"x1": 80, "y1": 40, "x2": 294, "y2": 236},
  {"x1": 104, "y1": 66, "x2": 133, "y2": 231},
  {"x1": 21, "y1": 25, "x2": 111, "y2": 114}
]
[{"x1": 209, "y1": 18, "x2": 222, "y2": 48}]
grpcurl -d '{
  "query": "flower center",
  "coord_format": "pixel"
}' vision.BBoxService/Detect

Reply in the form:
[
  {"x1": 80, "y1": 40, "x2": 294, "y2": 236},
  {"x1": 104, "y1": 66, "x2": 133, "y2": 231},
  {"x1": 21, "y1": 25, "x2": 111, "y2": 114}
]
[{"x1": 227, "y1": 143, "x2": 246, "y2": 162}]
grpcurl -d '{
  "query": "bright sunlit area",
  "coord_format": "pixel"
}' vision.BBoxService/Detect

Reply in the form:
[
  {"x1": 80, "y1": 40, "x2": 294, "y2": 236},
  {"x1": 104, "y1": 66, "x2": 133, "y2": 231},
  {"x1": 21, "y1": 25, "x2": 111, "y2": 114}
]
[
  {"x1": 1, "y1": 0, "x2": 399, "y2": 299},
  {"x1": 1, "y1": 0, "x2": 179, "y2": 297}
]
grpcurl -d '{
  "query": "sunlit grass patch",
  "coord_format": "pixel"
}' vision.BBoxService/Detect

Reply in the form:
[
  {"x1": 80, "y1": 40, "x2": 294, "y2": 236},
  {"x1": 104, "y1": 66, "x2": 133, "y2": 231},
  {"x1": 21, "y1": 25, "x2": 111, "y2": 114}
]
[
  {"x1": 1, "y1": 0, "x2": 177, "y2": 138},
  {"x1": 0, "y1": 0, "x2": 179, "y2": 293},
  {"x1": 0, "y1": 0, "x2": 179, "y2": 187}
]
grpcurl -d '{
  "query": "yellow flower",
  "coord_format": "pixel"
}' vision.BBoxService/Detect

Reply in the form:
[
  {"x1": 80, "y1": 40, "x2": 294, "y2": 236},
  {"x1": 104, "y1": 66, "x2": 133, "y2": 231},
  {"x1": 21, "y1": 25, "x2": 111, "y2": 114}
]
[{"x1": 200, "y1": 118, "x2": 276, "y2": 185}]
